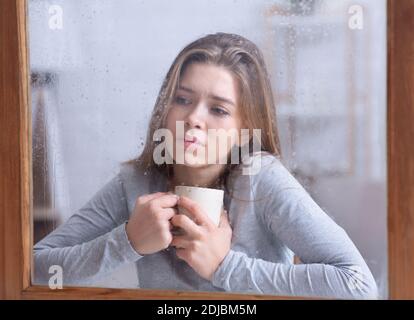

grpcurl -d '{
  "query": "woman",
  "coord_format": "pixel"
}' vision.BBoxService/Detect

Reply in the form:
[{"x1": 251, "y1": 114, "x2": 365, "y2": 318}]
[{"x1": 34, "y1": 32, "x2": 378, "y2": 299}]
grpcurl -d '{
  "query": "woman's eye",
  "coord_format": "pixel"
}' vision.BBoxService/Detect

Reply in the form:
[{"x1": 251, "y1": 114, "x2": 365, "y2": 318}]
[
  {"x1": 175, "y1": 96, "x2": 191, "y2": 105},
  {"x1": 212, "y1": 106, "x2": 229, "y2": 116}
]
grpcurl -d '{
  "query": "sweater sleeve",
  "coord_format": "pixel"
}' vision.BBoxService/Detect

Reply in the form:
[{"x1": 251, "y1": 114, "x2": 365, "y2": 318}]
[
  {"x1": 33, "y1": 172, "x2": 143, "y2": 286},
  {"x1": 211, "y1": 155, "x2": 379, "y2": 299}
]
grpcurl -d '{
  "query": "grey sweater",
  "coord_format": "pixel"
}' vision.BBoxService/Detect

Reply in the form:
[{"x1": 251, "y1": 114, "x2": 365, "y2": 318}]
[{"x1": 33, "y1": 152, "x2": 378, "y2": 299}]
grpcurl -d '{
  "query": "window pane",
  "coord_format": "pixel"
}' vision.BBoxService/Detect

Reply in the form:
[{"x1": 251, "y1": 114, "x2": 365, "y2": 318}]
[{"x1": 29, "y1": 0, "x2": 387, "y2": 298}]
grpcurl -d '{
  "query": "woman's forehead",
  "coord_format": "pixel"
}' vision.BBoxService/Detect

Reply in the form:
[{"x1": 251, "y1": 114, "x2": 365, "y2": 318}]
[{"x1": 178, "y1": 64, "x2": 239, "y2": 105}]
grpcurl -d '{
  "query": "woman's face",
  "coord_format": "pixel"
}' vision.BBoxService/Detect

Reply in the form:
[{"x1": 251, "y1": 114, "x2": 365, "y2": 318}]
[{"x1": 165, "y1": 63, "x2": 243, "y2": 168}]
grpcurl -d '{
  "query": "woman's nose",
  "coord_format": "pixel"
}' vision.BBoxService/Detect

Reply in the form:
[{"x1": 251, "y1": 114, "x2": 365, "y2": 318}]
[{"x1": 184, "y1": 103, "x2": 207, "y2": 129}]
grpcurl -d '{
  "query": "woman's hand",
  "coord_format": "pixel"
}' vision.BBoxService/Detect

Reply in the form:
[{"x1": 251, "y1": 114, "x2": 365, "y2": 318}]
[
  {"x1": 126, "y1": 192, "x2": 179, "y2": 255},
  {"x1": 170, "y1": 196, "x2": 233, "y2": 281}
]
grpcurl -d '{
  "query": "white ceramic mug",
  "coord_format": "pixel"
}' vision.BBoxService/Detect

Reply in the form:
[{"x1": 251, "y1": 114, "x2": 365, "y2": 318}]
[{"x1": 174, "y1": 185, "x2": 224, "y2": 227}]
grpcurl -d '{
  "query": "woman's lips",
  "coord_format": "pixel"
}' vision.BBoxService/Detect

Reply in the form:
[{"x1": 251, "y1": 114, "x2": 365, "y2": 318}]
[
  {"x1": 184, "y1": 141, "x2": 198, "y2": 149},
  {"x1": 184, "y1": 140, "x2": 201, "y2": 149},
  {"x1": 183, "y1": 134, "x2": 205, "y2": 149},
  {"x1": 181, "y1": 136, "x2": 202, "y2": 149}
]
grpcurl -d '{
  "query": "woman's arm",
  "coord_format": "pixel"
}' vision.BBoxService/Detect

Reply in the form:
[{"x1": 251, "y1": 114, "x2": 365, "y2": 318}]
[
  {"x1": 33, "y1": 173, "x2": 143, "y2": 286},
  {"x1": 211, "y1": 156, "x2": 379, "y2": 299}
]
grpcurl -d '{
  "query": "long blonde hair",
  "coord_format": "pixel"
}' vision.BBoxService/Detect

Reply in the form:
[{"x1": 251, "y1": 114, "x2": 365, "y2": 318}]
[{"x1": 122, "y1": 32, "x2": 282, "y2": 197}]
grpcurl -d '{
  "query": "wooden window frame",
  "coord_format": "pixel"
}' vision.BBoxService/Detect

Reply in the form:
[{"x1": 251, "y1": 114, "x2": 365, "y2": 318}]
[{"x1": 1, "y1": 0, "x2": 413, "y2": 300}]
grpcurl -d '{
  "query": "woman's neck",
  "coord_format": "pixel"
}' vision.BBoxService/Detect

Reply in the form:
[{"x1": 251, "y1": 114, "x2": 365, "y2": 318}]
[{"x1": 168, "y1": 164, "x2": 226, "y2": 191}]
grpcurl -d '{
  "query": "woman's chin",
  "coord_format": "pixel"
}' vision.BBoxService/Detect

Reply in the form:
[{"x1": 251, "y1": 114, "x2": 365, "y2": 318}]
[
  {"x1": 170, "y1": 148, "x2": 228, "y2": 167},
  {"x1": 171, "y1": 153, "x2": 209, "y2": 168},
  {"x1": 182, "y1": 157, "x2": 209, "y2": 168}
]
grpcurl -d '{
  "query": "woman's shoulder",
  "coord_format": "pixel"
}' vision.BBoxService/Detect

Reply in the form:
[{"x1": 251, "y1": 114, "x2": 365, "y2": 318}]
[
  {"x1": 241, "y1": 151, "x2": 305, "y2": 193},
  {"x1": 234, "y1": 151, "x2": 285, "y2": 178},
  {"x1": 119, "y1": 160, "x2": 141, "y2": 178},
  {"x1": 117, "y1": 160, "x2": 164, "y2": 194},
  {"x1": 118, "y1": 160, "x2": 155, "y2": 181},
  {"x1": 251, "y1": 151, "x2": 283, "y2": 170}
]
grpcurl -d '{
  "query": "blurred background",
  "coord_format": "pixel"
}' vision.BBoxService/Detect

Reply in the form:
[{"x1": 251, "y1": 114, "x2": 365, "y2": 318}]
[{"x1": 28, "y1": 0, "x2": 387, "y2": 298}]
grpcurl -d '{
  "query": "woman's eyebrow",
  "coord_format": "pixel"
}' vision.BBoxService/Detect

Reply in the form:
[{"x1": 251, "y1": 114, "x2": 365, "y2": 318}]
[{"x1": 178, "y1": 85, "x2": 236, "y2": 107}]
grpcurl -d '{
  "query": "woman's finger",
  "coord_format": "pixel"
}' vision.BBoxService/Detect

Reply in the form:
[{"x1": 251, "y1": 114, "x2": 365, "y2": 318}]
[
  {"x1": 219, "y1": 209, "x2": 230, "y2": 228},
  {"x1": 136, "y1": 192, "x2": 167, "y2": 205},
  {"x1": 175, "y1": 248, "x2": 189, "y2": 262},
  {"x1": 158, "y1": 207, "x2": 178, "y2": 220},
  {"x1": 152, "y1": 193, "x2": 180, "y2": 209},
  {"x1": 171, "y1": 214, "x2": 202, "y2": 238},
  {"x1": 177, "y1": 196, "x2": 214, "y2": 229},
  {"x1": 171, "y1": 235, "x2": 192, "y2": 249}
]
